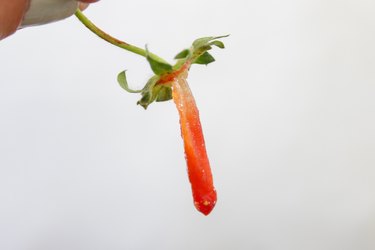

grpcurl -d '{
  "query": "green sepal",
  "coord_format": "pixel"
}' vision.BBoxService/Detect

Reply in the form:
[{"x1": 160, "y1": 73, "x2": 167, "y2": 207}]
[
  {"x1": 133, "y1": 76, "x2": 171, "y2": 109},
  {"x1": 146, "y1": 47, "x2": 173, "y2": 75},
  {"x1": 210, "y1": 40, "x2": 225, "y2": 49},
  {"x1": 193, "y1": 52, "x2": 216, "y2": 65},
  {"x1": 117, "y1": 71, "x2": 143, "y2": 93},
  {"x1": 174, "y1": 49, "x2": 191, "y2": 59},
  {"x1": 136, "y1": 75, "x2": 159, "y2": 109},
  {"x1": 192, "y1": 35, "x2": 229, "y2": 50},
  {"x1": 189, "y1": 35, "x2": 229, "y2": 66},
  {"x1": 117, "y1": 69, "x2": 172, "y2": 109},
  {"x1": 137, "y1": 92, "x2": 152, "y2": 109},
  {"x1": 155, "y1": 85, "x2": 173, "y2": 102},
  {"x1": 137, "y1": 85, "x2": 172, "y2": 109}
]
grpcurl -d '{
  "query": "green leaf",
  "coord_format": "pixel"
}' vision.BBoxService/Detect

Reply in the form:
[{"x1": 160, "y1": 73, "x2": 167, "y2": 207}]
[
  {"x1": 193, "y1": 52, "x2": 216, "y2": 65},
  {"x1": 146, "y1": 47, "x2": 173, "y2": 75},
  {"x1": 117, "y1": 71, "x2": 143, "y2": 93},
  {"x1": 174, "y1": 49, "x2": 191, "y2": 59}
]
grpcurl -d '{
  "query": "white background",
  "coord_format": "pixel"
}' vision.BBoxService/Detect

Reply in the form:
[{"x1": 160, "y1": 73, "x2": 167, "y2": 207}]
[{"x1": 1, "y1": 0, "x2": 375, "y2": 249}]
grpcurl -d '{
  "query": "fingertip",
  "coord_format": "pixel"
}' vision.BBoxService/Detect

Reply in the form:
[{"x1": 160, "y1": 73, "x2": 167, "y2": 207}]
[
  {"x1": 78, "y1": 3, "x2": 89, "y2": 11},
  {"x1": 78, "y1": 0, "x2": 99, "y2": 11},
  {"x1": 0, "y1": 0, "x2": 29, "y2": 40},
  {"x1": 80, "y1": 0, "x2": 100, "y2": 3}
]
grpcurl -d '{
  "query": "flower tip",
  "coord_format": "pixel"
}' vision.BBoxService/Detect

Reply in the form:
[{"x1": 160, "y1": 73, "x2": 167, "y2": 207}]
[
  {"x1": 194, "y1": 190, "x2": 217, "y2": 216},
  {"x1": 197, "y1": 202, "x2": 216, "y2": 216}
]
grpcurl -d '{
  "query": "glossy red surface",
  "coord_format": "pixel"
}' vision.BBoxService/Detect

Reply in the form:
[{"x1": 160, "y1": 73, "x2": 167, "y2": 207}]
[{"x1": 172, "y1": 71, "x2": 217, "y2": 216}]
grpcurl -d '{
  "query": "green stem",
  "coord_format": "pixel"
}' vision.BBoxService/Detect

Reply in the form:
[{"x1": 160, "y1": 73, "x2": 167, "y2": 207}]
[{"x1": 74, "y1": 9, "x2": 167, "y2": 63}]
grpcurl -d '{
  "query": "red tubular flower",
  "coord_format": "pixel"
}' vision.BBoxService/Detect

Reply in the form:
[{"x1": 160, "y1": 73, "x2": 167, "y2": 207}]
[
  {"x1": 114, "y1": 33, "x2": 227, "y2": 215},
  {"x1": 172, "y1": 70, "x2": 217, "y2": 216}
]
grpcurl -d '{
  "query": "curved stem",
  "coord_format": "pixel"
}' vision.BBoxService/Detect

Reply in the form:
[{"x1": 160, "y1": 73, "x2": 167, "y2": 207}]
[{"x1": 74, "y1": 9, "x2": 167, "y2": 63}]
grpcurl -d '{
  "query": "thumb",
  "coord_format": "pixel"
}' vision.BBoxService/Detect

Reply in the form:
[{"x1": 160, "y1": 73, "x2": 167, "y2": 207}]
[{"x1": 21, "y1": 0, "x2": 99, "y2": 29}]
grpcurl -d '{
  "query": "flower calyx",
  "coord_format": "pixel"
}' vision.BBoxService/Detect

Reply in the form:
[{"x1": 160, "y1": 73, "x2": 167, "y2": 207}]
[{"x1": 117, "y1": 35, "x2": 228, "y2": 109}]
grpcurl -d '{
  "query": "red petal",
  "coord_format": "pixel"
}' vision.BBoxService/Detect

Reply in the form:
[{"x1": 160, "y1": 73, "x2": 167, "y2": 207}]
[{"x1": 172, "y1": 71, "x2": 217, "y2": 216}]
